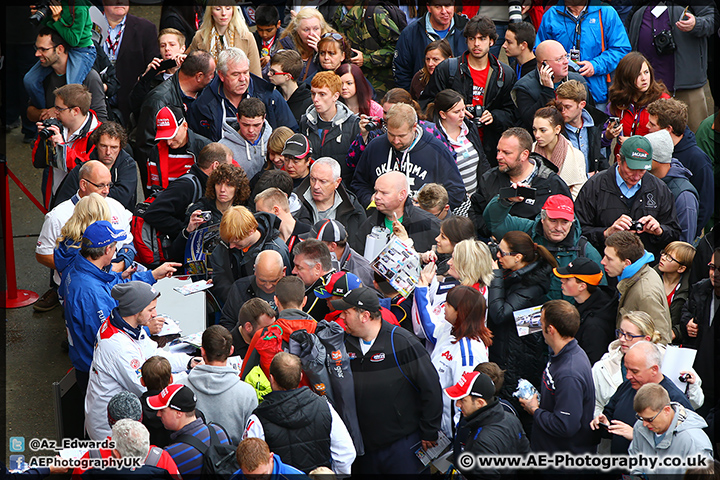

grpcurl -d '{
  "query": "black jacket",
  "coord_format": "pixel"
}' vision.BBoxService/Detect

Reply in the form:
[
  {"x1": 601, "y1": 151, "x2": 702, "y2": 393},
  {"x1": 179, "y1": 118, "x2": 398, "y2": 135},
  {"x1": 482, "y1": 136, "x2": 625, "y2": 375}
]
[
  {"x1": 146, "y1": 129, "x2": 211, "y2": 193},
  {"x1": 144, "y1": 164, "x2": 208, "y2": 241},
  {"x1": 354, "y1": 200, "x2": 441, "y2": 256},
  {"x1": 469, "y1": 153, "x2": 571, "y2": 240},
  {"x1": 51, "y1": 149, "x2": 138, "y2": 211},
  {"x1": 453, "y1": 399, "x2": 530, "y2": 480},
  {"x1": 511, "y1": 68, "x2": 592, "y2": 133},
  {"x1": 680, "y1": 278, "x2": 717, "y2": 408},
  {"x1": 209, "y1": 212, "x2": 291, "y2": 305},
  {"x1": 420, "y1": 52, "x2": 517, "y2": 161},
  {"x1": 218, "y1": 275, "x2": 276, "y2": 332},
  {"x1": 487, "y1": 261, "x2": 552, "y2": 404},
  {"x1": 286, "y1": 82, "x2": 313, "y2": 126},
  {"x1": 168, "y1": 196, "x2": 224, "y2": 264},
  {"x1": 655, "y1": 266, "x2": 692, "y2": 345},
  {"x1": 345, "y1": 320, "x2": 442, "y2": 452},
  {"x1": 140, "y1": 390, "x2": 173, "y2": 449},
  {"x1": 253, "y1": 387, "x2": 332, "y2": 474},
  {"x1": 561, "y1": 105, "x2": 609, "y2": 174},
  {"x1": 574, "y1": 164, "x2": 681, "y2": 260},
  {"x1": 295, "y1": 177, "x2": 367, "y2": 251},
  {"x1": 575, "y1": 286, "x2": 618, "y2": 365}
]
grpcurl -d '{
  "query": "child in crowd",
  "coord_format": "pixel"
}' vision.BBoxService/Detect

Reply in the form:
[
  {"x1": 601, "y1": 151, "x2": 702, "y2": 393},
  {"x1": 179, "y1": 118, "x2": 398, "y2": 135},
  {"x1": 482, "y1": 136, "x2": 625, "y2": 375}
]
[
  {"x1": 656, "y1": 241, "x2": 696, "y2": 344},
  {"x1": 267, "y1": 49, "x2": 312, "y2": 125},
  {"x1": 140, "y1": 356, "x2": 174, "y2": 448},
  {"x1": 253, "y1": 5, "x2": 283, "y2": 69}
]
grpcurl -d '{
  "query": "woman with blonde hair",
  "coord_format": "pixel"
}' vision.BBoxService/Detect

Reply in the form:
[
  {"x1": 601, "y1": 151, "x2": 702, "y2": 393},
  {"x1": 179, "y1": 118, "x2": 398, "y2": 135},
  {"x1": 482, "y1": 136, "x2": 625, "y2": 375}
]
[
  {"x1": 592, "y1": 310, "x2": 703, "y2": 416},
  {"x1": 54, "y1": 193, "x2": 111, "y2": 277},
  {"x1": 188, "y1": 3, "x2": 261, "y2": 76},
  {"x1": 279, "y1": 8, "x2": 335, "y2": 83}
]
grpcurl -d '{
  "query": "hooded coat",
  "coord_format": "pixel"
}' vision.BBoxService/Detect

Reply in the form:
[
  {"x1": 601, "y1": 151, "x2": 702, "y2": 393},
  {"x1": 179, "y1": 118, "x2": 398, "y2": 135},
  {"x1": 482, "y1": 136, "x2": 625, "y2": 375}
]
[
  {"x1": 349, "y1": 125, "x2": 466, "y2": 209},
  {"x1": 209, "y1": 212, "x2": 291, "y2": 304},
  {"x1": 183, "y1": 364, "x2": 258, "y2": 445},
  {"x1": 219, "y1": 118, "x2": 272, "y2": 181},
  {"x1": 670, "y1": 128, "x2": 713, "y2": 233},
  {"x1": 660, "y1": 159, "x2": 699, "y2": 242}
]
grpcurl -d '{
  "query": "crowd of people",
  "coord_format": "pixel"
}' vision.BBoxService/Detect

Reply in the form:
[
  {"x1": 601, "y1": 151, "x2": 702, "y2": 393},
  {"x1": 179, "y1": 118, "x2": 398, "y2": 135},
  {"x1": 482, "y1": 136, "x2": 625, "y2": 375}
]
[{"x1": 8, "y1": 0, "x2": 719, "y2": 478}]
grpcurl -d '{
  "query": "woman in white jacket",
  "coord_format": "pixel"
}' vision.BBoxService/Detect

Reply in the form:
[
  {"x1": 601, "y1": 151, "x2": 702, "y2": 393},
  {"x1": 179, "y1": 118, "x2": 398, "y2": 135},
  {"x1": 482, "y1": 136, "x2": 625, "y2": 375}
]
[
  {"x1": 532, "y1": 106, "x2": 587, "y2": 199},
  {"x1": 592, "y1": 310, "x2": 703, "y2": 418}
]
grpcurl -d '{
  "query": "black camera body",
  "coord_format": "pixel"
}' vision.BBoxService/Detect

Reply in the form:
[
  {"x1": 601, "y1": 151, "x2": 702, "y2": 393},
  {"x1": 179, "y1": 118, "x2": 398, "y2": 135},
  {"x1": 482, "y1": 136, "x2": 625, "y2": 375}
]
[
  {"x1": 29, "y1": 2, "x2": 51, "y2": 26},
  {"x1": 487, "y1": 239, "x2": 499, "y2": 259},
  {"x1": 630, "y1": 220, "x2": 644, "y2": 233},
  {"x1": 38, "y1": 118, "x2": 64, "y2": 142},
  {"x1": 466, "y1": 105, "x2": 486, "y2": 126},
  {"x1": 653, "y1": 30, "x2": 676, "y2": 56},
  {"x1": 365, "y1": 118, "x2": 385, "y2": 131}
]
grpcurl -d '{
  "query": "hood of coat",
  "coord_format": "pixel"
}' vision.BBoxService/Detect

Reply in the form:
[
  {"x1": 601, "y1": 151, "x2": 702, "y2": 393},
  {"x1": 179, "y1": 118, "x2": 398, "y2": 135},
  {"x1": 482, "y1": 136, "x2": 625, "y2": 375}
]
[
  {"x1": 186, "y1": 364, "x2": 241, "y2": 395},
  {"x1": 303, "y1": 100, "x2": 356, "y2": 127}
]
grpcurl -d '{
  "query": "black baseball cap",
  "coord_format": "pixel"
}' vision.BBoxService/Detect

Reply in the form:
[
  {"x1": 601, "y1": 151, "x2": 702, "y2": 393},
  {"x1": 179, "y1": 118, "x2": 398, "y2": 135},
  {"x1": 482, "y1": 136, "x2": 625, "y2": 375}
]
[
  {"x1": 330, "y1": 287, "x2": 380, "y2": 313},
  {"x1": 553, "y1": 257, "x2": 603, "y2": 286}
]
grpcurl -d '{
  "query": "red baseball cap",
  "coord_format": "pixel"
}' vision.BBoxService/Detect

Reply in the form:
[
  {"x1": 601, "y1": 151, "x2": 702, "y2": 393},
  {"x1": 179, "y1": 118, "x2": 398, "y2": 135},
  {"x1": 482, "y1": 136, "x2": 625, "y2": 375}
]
[
  {"x1": 542, "y1": 194, "x2": 574, "y2": 221},
  {"x1": 155, "y1": 106, "x2": 184, "y2": 141},
  {"x1": 146, "y1": 384, "x2": 196, "y2": 412},
  {"x1": 444, "y1": 371, "x2": 496, "y2": 400}
]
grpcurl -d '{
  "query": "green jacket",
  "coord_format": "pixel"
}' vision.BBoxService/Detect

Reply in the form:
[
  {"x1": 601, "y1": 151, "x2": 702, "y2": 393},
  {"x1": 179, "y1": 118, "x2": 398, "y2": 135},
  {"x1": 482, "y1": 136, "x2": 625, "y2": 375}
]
[
  {"x1": 331, "y1": 6, "x2": 401, "y2": 95},
  {"x1": 483, "y1": 194, "x2": 605, "y2": 301},
  {"x1": 42, "y1": 0, "x2": 93, "y2": 48}
]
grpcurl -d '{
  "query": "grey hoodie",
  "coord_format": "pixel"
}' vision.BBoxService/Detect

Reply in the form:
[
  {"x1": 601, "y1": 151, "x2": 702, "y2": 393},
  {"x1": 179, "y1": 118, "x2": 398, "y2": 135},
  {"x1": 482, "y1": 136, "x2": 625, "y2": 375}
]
[
  {"x1": 183, "y1": 364, "x2": 258, "y2": 445},
  {"x1": 629, "y1": 403, "x2": 713, "y2": 478},
  {"x1": 219, "y1": 119, "x2": 272, "y2": 181}
]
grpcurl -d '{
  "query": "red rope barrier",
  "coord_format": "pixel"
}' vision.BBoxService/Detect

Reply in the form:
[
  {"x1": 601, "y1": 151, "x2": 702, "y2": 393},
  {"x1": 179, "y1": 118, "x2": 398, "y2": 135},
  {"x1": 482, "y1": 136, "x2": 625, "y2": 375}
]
[{"x1": 7, "y1": 167, "x2": 48, "y2": 215}]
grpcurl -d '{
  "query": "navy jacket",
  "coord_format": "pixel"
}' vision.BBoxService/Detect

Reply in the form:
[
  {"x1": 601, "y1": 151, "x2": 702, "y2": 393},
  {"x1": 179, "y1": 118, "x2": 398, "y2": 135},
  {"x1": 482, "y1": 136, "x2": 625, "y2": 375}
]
[
  {"x1": 189, "y1": 74, "x2": 298, "y2": 142},
  {"x1": 532, "y1": 339, "x2": 596, "y2": 454},
  {"x1": 672, "y1": 127, "x2": 714, "y2": 233}
]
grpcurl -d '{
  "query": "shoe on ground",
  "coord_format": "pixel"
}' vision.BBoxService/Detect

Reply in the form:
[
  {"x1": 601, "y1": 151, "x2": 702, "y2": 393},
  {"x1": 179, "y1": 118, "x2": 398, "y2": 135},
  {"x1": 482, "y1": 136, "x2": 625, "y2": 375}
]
[{"x1": 33, "y1": 288, "x2": 60, "y2": 312}]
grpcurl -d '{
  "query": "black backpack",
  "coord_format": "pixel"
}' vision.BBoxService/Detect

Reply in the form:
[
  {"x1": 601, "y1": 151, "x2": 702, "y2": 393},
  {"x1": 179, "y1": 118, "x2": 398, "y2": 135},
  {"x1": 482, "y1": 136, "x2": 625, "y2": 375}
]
[
  {"x1": 177, "y1": 423, "x2": 236, "y2": 477},
  {"x1": 363, "y1": 1, "x2": 407, "y2": 50}
]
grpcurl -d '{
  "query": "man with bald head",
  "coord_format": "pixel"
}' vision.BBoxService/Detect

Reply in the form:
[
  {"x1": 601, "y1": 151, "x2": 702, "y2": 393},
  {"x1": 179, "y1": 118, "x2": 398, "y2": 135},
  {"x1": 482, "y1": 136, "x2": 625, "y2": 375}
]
[
  {"x1": 354, "y1": 171, "x2": 441, "y2": 257},
  {"x1": 34, "y1": 160, "x2": 135, "y2": 311},
  {"x1": 591, "y1": 341, "x2": 695, "y2": 454},
  {"x1": 218, "y1": 249, "x2": 286, "y2": 331},
  {"x1": 350, "y1": 103, "x2": 465, "y2": 210},
  {"x1": 512, "y1": 39, "x2": 591, "y2": 132}
]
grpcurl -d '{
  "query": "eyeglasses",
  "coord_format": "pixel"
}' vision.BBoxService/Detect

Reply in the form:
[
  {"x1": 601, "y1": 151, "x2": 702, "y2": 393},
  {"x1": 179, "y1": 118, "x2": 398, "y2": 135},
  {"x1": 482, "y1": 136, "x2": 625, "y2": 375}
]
[
  {"x1": 497, "y1": 248, "x2": 518, "y2": 257},
  {"x1": 54, "y1": 105, "x2": 71, "y2": 113},
  {"x1": 635, "y1": 405, "x2": 669, "y2": 423},
  {"x1": 615, "y1": 329, "x2": 646, "y2": 341},
  {"x1": 34, "y1": 44, "x2": 57, "y2": 53},
  {"x1": 660, "y1": 251, "x2": 680, "y2": 264},
  {"x1": 550, "y1": 53, "x2": 571, "y2": 63},
  {"x1": 709, "y1": 263, "x2": 717, "y2": 272},
  {"x1": 83, "y1": 179, "x2": 114, "y2": 190},
  {"x1": 267, "y1": 69, "x2": 293, "y2": 79}
]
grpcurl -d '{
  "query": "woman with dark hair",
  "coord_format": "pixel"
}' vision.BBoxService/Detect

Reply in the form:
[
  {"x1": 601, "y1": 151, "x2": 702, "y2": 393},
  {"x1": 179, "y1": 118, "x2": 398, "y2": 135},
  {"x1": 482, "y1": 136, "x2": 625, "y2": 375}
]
[
  {"x1": 426, "y1": 89, "x2": 491, "y2": 207},
  {"x1": 420, "y1": 216, "x2": 476, "y2": 276},
  {"x1": 410, "y1": 39, "x2": 452, "y2": 101},
  {"x1": 171, "y1": 164, "x2": 251, "y2": 261},
  {"x1": 604, "y1": 52, "x2": 671, "y2": 156},
  {"x1": 335, "y1": 63, "x2": 383, "y2": 117},
  {"x1": 532, "y1": 106, "x2": 586, "y2": 199},
  {"x1": 421, "y1": 284, "x2": 492, "y2": 437},
  {"x1": 487, "y1": 230, "x2": 557, "y2": 422}
]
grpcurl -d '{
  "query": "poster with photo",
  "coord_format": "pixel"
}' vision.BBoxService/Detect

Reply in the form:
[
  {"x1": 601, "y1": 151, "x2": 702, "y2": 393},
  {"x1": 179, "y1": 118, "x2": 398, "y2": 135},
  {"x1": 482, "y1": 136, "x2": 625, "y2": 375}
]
[
  {"x1": 513, "y1": 305, "x2": 543, "y2": 337},
  {"x1": 370, "y1": 237, "x2": 421, "y2": 297}
]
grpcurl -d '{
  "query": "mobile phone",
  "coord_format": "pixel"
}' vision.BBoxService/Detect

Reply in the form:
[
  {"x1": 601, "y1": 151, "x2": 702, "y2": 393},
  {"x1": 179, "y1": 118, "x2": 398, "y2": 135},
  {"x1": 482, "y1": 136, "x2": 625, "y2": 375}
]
[
  {"x1": 608, "y1": 116, "x2": 621, "y2": 126},
  {"x1": 499, "y1": 186, "x2": 536, "y2": 199},
  {"x1": 541, "y1": 61, "x2": 555, "y2": 81},
  {"x1": 599, "y1": 422, "x2": 610, "y2": 431},
  {"x1": 157, "y1": 59, "x2": 177, "y2": 71}
]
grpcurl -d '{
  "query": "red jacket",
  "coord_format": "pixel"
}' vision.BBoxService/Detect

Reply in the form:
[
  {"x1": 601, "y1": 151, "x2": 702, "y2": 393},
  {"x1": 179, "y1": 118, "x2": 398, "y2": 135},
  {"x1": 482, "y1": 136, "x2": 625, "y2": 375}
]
[{"x1": 612, "y1": 91, "x2": 671, "y2": 156}]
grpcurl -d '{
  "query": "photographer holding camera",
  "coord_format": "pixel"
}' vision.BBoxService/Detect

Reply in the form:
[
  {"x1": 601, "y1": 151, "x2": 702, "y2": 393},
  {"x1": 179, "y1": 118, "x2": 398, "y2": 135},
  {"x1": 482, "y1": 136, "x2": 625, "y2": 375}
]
[
  {"x1": 627, "y1": 4, "x2": 716, "y2": 132},
  {"x1": 33, "y1": 83, "x2": 101, "y2": 208}
]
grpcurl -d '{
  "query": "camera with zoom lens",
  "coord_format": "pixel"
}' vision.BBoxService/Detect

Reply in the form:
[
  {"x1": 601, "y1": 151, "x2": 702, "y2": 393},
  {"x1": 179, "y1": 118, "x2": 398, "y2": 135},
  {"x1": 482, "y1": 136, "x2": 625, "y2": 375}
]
[
  {"x1": 29, "y1": 2, "x2": 51, "y2": 26},
  {"x1": 466, "y1": 105, "x2": 486, "y2": 126},
  {"x1": 38, "y1": 118, "x2": 64, "y2": 142},
  {"x1": 365, "y1": 118, "x2": 385, "y2": 131},
  {"x1": 487, "y1": 239, "x2": 499, "y2": 259},
  {"x1": 653, "y1": 30, "x2": 676, "y2": 56},
  {"x1": 508, "y1": 3, "x2": 523, "y2": 23}
]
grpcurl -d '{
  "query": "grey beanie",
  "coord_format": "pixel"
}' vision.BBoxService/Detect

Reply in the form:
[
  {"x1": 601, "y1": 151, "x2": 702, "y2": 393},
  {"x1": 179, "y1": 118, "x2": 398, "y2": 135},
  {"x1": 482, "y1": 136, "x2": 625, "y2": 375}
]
[
  {"x1": 107, "y1": 390, "x2": 142, "y2": 426},
  {"x1": 644, "y1": 130, "x2": 673, "y2": 164},
  {"x1": 111, "y1": 281, "x2": 161, "y2": 317}
]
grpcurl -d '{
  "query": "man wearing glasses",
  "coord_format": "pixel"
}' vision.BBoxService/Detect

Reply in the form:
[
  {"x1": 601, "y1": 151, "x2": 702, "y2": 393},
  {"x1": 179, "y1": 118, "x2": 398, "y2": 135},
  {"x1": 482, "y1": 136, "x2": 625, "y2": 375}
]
[
  {"x1": 512, "y1": 39, "x2": 591, "y2": 133},
  {"x1": 35, "y1": 160, "x2": 135, "y2": 312},
  {"x1": 590, "y1": 341, "x2": 695, "y2": 455},
  {"x1": 628, "y1": 384, "x2": 712, "y2": 477}
]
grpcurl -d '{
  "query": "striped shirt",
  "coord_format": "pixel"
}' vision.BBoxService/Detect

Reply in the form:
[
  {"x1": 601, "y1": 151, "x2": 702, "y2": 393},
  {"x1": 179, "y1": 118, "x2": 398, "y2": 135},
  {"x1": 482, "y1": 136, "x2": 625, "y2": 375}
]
[
  {"x1": 165, "y1": 418, "x2": 230, "y2": 480},
  {"x1": 444, "y1": 122, "x2": 479, "y2": 195}
]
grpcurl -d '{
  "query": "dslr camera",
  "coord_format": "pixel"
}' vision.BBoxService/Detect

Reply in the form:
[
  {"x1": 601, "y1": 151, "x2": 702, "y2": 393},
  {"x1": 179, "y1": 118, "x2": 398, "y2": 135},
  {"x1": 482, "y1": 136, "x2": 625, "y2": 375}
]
[
  {"x1": 365, "y1": 117, "x2": 385, "y2": 132},
  {"x1": 29, "y1": 2, "x2": 51, "y2": 26},
  {"x1": 466, "y1": 105, "x2": 486, "y2": 126},
  {"x1": 653, "y1": 29, "x2": 676, "y2": 56},
  {"x1": 38, "y1": 118, "x2": 64, "y2": 142}
]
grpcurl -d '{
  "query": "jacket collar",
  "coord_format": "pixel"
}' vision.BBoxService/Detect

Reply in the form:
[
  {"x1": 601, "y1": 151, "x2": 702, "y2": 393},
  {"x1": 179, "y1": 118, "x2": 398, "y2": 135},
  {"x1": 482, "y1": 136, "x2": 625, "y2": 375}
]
[{"x1": 109, "y1": 308, "x2": 143, "y2": 341}]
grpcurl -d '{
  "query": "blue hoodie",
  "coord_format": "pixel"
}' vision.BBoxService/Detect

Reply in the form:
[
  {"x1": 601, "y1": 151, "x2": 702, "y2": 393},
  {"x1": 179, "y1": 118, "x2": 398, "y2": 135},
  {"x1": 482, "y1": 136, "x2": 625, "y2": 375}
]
[
  {"x1": 230, "y1": 454, "x2": 309, "y2": 480},
  {"x1": 673, "y1": 127, "x2": 714, "y2": 233},
  {"x1": 618, "y1": 250, "x2": 654, "y2": 282},
  {"x1": 661, "y1": 159, "x2": 699, "y2": 243}
]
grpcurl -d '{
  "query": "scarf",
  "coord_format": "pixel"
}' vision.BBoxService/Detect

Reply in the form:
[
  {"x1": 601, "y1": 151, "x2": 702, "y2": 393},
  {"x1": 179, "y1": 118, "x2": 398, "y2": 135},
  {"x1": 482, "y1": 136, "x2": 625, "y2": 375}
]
[
  {"x1": 535, "y1": 133, "x2": 569, "y2": 173},
  {"x1": 210, "y1": 26, "x2": 234, "y2": 63}
]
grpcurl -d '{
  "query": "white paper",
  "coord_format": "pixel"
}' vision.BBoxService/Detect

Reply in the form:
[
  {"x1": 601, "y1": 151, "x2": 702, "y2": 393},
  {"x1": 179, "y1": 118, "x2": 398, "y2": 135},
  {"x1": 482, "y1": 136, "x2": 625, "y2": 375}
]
[
  {"x1": 58, "y1": 448, "x2": 88, "y2": 459},
  {"x1": 651, "y1": 5, "x2": 667, "y2": 18},
  {"x1": 173, "y1": 280, "x2": 212, "y2": 296},
  {"x1": 661, "y1": 345, "x2": 697, "y2": 392},
  {"x1": 156, "y1": 316, "x2": 181, "y2": 336},
  {"x1": 414, "y1": 431, "x2": 452, "y2": 466},
  {"x1": 370, "y1": 237, "x2": 422, "y2": 297}
]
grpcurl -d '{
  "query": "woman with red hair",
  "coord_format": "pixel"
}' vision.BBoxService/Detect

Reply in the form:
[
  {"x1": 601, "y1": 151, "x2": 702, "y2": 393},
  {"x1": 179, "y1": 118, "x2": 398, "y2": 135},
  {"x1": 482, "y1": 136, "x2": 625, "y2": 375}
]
[{"x1": 335, "y1": 63, "x2": 383, "y2": 118}]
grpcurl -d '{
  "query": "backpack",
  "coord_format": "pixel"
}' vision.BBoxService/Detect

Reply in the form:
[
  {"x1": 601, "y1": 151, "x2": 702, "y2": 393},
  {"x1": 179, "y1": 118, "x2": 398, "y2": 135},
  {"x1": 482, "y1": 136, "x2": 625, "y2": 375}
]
[
  {"x1": 177, "y1": 423, "x2": 236, "y2": 477},
  {"x1": 130, "y1": 173, "x2": 202, "y2": 266},
  {"x1": 363, "y1": 1, "x2": 406, "y2": 50}
]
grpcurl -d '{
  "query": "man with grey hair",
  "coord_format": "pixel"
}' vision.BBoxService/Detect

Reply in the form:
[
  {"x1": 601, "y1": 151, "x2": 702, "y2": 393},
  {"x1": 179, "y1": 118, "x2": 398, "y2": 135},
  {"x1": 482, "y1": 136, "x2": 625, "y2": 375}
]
[
  {"x1": 190, "y1": 46, "x2": 298, "y2": 142},
  {"x1": 646, "y1": 129, "x2": 699, "y2": 243},
  {"x1": 355, "y1": 171, "x2": 441, "y2": 256},
  {"x1": 219, "y1": 249, "x2": 286, "y2": 330},
  {"x1": 350, "y1": 103, "x2": 466, "y2": 209},
  {"x1": 591, "y1": 341, "x2": 695, "y2": 454},
  {"x1": 102, "y1": 419, "x2": 180, "y2": 477},
  {"x1": 292, "y1": 239, "x2": 336, "y2": 321},
  {"x1": 295, "y1": 157, "x2": 366, "y2": 250}
]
